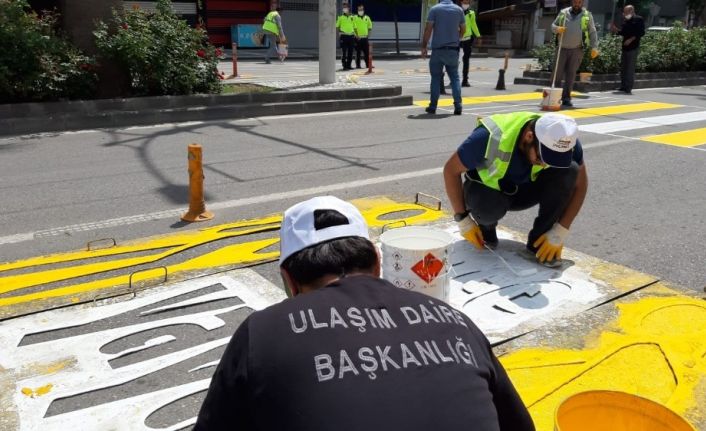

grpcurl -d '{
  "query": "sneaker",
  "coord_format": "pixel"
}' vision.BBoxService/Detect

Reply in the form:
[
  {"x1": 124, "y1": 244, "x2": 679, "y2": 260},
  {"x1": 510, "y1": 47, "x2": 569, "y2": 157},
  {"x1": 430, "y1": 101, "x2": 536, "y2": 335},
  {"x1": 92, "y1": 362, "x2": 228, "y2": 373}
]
[
  {"x1": 425, "y1": 106, "x2": 436, "y2": 114},
  {"x1": 614, "y1": 87, "x2": 627, "y2": 92},
  {"x1": 265, "y1": 60, "x2": 272, "y2": 64},
  {"x1": 519, "y1": 247, "x2": 563, "y2": 268},
  {"x1": 561, "y1": 99, "x2": 573, "y2": 107},
  {"x1": 461, "y1": 80, "x2": 471, "y2": 87},
  {"x1": 479, "y1": 225, "x2": 498, "y2": 249},
  {"x1": 624, "y1": 90, "x2": 632, "y2": 95},
  {"x1": 453, "y1": 107, "x2": 462, "y2": 115}
]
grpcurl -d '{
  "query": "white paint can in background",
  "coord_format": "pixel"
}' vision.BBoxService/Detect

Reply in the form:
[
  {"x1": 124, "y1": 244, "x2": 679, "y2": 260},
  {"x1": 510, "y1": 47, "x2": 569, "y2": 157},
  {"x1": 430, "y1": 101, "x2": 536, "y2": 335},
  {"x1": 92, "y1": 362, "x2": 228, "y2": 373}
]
[
  {"x1": 379, "y1": 226, "x2": 454, "y2": 302},
  {"x1": 541, "y1": 87, "x2": 562, "y2": 111}
]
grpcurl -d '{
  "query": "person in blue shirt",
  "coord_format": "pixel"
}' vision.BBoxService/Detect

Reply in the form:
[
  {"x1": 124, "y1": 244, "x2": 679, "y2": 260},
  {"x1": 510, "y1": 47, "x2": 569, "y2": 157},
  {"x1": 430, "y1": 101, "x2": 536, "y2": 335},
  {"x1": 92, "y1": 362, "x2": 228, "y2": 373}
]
[
  {"x1": 421, "y1": 0, "x2": 466, "y2": 115},
  {"x1": 443, "y1": 112, "x2": 589, "y2": 266}
]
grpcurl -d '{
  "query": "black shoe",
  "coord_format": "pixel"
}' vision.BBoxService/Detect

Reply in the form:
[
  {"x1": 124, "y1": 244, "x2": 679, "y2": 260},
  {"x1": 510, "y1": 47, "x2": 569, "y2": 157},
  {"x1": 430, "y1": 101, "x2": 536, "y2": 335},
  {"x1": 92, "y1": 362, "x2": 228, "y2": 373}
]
[
  {"x1": 425, "y1": 106, "x2": 436, "y2": 114},
  {"x1": 624, "y1": 90, "x2": 632, "y2": 95},
  {"x1": 480, "y1": 225, "x2": 498, "y2": 248},
  {"x1": 561, "y1": 99, "x2": 573, "y2": 107},
  {"x1": 615, "y1": 87, "x2": 627, "y2": 92},
  {"x1": 453, "y1": 107, "x2": 462, "y2": 115},
  {"x1": 461, "y1": 80, "x2": 471, "y2": 87}
]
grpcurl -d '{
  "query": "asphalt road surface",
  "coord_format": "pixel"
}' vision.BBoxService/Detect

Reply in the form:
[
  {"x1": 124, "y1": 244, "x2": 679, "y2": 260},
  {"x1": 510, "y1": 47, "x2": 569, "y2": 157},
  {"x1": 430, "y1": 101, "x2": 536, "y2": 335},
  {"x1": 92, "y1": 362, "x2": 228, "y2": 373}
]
[{"x1": 1, "y1": 57, "x2": 704, "y2": 291}]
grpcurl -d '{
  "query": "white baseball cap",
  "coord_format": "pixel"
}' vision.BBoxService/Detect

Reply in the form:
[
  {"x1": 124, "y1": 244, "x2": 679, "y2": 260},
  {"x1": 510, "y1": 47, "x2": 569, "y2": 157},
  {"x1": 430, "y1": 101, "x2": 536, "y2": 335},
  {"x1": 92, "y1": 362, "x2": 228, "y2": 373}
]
[
  {"x1": 279, "y1": 196, "x2": 370, "y2": 264},
  {"x1": 535, "y1": 113, "x2": 579, "y2": 168}
]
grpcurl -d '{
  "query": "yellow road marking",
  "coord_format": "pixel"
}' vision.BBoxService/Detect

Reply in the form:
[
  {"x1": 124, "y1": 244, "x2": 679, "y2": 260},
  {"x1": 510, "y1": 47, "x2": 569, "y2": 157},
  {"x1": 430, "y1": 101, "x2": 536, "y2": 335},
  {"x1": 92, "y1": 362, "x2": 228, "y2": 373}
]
[
  {"x1": 502, "y1": 294, "x2": 706, "y2": 430},
  {"x1": 559, "y1": 102, "x2": 680, "y2": 119},
  {"x1": 641, "y1": 127, "x2": 706, "y2": 147},
  {"x1": 414, "y1": 92, "x2": 549, "y2": 107},
  {"x1": 0, "y1": 197, "x2": 445, "y2": 309}
]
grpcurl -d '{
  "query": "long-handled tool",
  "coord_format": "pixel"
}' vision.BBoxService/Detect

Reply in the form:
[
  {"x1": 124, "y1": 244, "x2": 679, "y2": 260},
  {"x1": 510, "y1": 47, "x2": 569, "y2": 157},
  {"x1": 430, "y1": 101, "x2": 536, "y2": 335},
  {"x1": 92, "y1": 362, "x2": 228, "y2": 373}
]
[
  {"x1": 541, "y1": 32, "x2": 564, "y2": 111},
  {"x1": 484, "y1": 244, "x2": 537, "y2": 277}
]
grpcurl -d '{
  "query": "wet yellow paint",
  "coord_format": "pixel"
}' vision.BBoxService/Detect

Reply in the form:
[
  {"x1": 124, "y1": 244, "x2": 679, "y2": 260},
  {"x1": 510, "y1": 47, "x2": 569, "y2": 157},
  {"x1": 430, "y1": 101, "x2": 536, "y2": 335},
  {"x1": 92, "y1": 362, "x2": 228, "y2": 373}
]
[
  {"x1": 0, "y1": 197, "x2": 444, "y2": 309},
  {"x1": 501, "y1": 296, "x2": 706, "y2": 431},
  {"x1": 641, "y1": 127, "x2": 706, "y2": 147},
  {"x1": 559, "y1": 102, "x2": 680, "y2": 119},
  {"x1": 20, "y1": 384, "x2": 53, "y2": 398}
]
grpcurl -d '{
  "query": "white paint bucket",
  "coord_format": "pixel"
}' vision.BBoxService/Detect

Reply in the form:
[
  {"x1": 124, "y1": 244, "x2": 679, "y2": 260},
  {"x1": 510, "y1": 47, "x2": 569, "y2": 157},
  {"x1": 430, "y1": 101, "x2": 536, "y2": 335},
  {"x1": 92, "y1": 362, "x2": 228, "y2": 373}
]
[
  {"x1": 541, "y1": 87, "x2": 562, "y2": 111},
  {"x1": 379, "y1": 226, "x2": 454, "y2": 302}
]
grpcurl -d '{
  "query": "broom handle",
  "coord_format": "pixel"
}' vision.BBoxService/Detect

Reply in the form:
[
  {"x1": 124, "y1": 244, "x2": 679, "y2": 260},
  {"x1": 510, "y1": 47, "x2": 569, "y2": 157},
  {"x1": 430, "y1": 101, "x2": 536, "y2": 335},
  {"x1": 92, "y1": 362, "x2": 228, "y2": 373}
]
[{"x1": 550, "y1": 32, "x2": 564, "y2": 90}]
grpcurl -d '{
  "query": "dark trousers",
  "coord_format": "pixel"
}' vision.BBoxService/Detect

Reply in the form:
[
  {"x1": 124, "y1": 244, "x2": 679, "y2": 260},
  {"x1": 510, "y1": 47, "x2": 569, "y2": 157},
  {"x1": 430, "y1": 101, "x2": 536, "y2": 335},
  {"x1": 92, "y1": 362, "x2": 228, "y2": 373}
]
[
  {"x1": 461, "y1": 38, "x2": 473, "y2": 82},
  {"x1": 621, "y1": 49, "x2": 638, "y2": 92},
  {"x1": 463, "y1": 162, "x2": 579, "y2": 250},
  {"x1": 355, "y1": 37, "x2": 369, "y2": 68},
  {"x1": 553, "y1": 47, "x2": 584, "y2": 102},
  {"x1": 340, "y1": 35, "x2": 355, "y2": 69}
]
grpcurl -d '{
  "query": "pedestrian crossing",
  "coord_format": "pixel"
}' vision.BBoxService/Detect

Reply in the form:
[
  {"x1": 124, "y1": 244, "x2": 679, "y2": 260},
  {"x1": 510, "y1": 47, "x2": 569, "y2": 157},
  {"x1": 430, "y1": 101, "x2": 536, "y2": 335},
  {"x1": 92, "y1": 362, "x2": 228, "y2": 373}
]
[{"x1": 414, "y1": 92, "x2": 706, "y2": 149}]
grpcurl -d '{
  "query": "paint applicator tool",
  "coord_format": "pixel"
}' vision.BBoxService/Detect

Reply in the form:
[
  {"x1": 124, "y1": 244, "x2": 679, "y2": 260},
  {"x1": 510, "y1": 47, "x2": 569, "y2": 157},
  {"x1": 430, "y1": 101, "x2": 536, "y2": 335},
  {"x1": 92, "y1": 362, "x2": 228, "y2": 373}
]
[{"x1": 484, "y1": 244, "x2": 537, "y2": 277}]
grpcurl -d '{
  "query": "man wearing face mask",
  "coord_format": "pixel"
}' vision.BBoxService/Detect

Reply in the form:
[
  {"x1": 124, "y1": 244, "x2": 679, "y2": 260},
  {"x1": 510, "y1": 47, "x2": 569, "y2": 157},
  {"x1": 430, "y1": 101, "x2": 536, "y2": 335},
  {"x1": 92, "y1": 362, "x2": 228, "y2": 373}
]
[
  {"x1": 353, "y1": 4, "x2": 373, "y2": 69},
  {"x1": 336, "y1": 3, "x2": 356, "y2": 70},
  {"x1": 460, "y1": 0, "x2": 481, "y2": 87},
  {"x1": 443, "y1": 112, "x2": 588, "y2": 266},
  {"x1": 611, "y1": 5, "x2": 645, "y2": 95},
  {"x1": 551, "y1": 0, "x2": 598, "y2": 108}
]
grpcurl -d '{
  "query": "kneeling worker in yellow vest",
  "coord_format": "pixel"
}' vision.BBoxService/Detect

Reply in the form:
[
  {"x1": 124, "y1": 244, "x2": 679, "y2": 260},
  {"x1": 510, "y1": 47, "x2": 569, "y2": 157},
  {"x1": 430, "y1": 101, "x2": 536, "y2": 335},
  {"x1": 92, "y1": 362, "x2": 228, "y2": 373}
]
[{"x1": 443, "y1": 112, "x2": 588, "y2": 266}]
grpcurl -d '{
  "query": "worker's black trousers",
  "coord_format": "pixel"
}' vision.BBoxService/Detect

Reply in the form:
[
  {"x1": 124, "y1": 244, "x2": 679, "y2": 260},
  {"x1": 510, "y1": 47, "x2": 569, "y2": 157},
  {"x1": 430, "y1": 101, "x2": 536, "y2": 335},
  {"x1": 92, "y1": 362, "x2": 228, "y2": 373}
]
[
  {"x1": 461, "y1": 38, "x2": 473, "y2": 82},
  {"x1": 463, "y1": 162, "x2": 579, "y2": 251},
  {"x1": 340, "y1": 35, "x2": 355, "y2": 69},
  {"x1": 355, "y1": 38, "x2": 369, "y2": 68}
]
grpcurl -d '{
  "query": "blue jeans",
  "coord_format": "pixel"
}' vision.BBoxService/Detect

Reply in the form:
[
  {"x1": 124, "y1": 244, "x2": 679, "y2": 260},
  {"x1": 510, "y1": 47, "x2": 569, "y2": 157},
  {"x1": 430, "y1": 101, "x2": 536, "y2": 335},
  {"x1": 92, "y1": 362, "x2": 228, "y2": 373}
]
[{"x1": 429, "y1": 48, "x2": 462, "y2": 110}]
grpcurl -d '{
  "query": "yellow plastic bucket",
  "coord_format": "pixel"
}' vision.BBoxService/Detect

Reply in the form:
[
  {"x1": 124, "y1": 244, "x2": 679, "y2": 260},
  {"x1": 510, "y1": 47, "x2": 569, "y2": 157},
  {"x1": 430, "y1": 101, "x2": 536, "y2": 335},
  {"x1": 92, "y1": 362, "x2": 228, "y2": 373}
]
[{"x1": 555, "y1": 391, "x2": 695, "y2": 431}]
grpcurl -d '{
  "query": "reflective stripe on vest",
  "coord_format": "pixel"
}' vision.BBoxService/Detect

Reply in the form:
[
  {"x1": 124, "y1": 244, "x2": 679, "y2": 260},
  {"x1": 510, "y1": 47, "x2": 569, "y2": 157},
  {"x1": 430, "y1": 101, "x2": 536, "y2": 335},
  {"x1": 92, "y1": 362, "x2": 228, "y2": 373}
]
[
  {"x1": 263, "y1": 11, "x2": 279, "y2": 35},
  {"x1": 477, "y1": 112, "x2": 546, "y2": 191},
  {"x1": 558, "y1": 9, "x2": 592, "y2": 47}
]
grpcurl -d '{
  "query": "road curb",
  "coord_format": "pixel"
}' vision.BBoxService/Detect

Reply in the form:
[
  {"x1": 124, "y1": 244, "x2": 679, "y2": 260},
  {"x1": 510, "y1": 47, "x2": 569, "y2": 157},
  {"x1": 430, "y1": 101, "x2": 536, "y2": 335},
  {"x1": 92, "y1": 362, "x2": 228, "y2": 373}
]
[
  {"x1": 514, "y1": 70, "x2": 706, "y2": 92},
  {"x1": 0, "y1": 86, "x2": 410, "y2": 136}
]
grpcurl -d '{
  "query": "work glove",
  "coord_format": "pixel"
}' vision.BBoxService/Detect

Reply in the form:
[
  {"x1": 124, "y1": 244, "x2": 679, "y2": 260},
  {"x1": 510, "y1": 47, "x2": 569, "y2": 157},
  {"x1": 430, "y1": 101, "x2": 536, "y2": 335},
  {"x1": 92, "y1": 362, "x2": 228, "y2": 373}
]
[
  {"x1": 591, "y1": 48, "x2": 599, "y2": 59},
  {"x1": 458, "y1": 216, "x2": 484, "y2": 250},
  {"x1": 555, "y1": 26, "x2": 566, "y2": 35},
  {"x1": 533, "y1": 223, "x2": 569, "y2": 263}
]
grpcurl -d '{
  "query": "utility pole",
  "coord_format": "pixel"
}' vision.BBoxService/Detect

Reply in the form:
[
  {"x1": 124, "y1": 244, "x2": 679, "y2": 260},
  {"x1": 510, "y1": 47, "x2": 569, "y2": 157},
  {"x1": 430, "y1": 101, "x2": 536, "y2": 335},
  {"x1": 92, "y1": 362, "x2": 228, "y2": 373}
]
[{"x1": 319, "y1": 0, "x2": 336, "y2": 84}]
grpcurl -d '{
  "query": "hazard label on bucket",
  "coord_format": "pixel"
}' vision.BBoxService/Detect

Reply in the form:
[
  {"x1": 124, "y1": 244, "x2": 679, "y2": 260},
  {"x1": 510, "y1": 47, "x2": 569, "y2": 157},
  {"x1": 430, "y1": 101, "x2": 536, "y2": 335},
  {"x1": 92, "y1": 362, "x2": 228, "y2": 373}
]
[{"x1": 411, "y1": 253, "x2": 444, "y2": 283}]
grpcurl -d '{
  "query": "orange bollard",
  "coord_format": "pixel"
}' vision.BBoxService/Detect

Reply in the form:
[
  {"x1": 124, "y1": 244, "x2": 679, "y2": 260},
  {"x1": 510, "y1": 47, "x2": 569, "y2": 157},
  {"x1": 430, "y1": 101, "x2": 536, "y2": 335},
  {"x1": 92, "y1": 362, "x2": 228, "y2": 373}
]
[
  {"x1": 181, "y1": 144, "x2": 214, "y2": 222},
  {"x1": 366, "y1": 42, "x2": 374, "y2": 74},
  {"x1": 230, "y1": 42, "x2": 238, "y2": 78}
]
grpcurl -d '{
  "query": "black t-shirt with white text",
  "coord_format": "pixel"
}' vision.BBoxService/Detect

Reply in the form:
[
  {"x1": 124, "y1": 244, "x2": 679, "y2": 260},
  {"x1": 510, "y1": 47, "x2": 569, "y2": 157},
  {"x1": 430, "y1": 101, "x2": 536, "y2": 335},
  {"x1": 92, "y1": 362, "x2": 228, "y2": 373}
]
[{"x1": 194, "y1": 275, "x2": 534, "y2": 431}]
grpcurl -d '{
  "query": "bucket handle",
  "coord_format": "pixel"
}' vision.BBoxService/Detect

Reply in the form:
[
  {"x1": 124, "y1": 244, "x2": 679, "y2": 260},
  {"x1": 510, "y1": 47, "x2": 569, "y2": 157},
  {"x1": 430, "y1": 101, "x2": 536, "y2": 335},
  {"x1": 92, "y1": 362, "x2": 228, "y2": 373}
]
[
  {"x1": 381, "y1": 220, "x2": 407, "y2": 233},
  {"x1": 414, "y1": 192, "x2": 442, "y2": 211}
]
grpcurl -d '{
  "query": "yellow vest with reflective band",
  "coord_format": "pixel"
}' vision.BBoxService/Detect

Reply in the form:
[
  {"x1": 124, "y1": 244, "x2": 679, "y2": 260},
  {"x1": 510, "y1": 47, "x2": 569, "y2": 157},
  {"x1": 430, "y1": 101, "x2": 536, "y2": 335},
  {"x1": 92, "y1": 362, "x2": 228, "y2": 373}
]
[
  {"x1": 477, "y1": 112, "x2": 547, "y2": 191},
  {"x1": 558, "y1": 9, "x2": 592, "y2": 47},
  {"x1": 353, "y1": 15, "x2": 372, "y2": 37},
  {"x1": 263, "y1": 11, "x2": 280, "y2": 35},
  {"x1": 337, "y1": 14, "x2": 355, "y2": 35},
  {"x1": 463, "y1": 11, "x2": 480, "y2": 39}
]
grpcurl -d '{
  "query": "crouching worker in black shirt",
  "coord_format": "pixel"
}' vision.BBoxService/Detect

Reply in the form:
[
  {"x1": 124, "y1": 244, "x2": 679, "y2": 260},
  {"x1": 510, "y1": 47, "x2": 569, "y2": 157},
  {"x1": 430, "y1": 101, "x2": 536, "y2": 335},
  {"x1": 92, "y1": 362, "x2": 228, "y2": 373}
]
[{"x1": 194, "y1": 196, "x2": 535, "y2": 431}]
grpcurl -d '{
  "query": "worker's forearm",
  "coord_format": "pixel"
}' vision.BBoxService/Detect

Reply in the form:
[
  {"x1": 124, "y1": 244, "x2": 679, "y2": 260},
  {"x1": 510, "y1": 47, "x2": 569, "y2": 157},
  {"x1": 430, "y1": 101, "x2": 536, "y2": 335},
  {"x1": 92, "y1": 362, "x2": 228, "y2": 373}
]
[
  {"x1": 444, "y1": 165, "x2": 467, "y2": 215},
  {"x1": 422, "y1": 26, "x2": 433, "y2": 48},
  {"x1": 558, "y1": 164, "x2": 588, "y2": 229}
]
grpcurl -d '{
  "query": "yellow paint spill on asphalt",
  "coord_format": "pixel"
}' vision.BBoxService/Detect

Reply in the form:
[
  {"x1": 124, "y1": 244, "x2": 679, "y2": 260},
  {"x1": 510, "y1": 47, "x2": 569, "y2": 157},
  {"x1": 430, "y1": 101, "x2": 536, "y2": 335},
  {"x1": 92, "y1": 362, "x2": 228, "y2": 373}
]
[
  {"x1": 20, "y1": 383, "x2": 53, "y2": 398},
  {"x1": 501, "y1": 296, "x2": 706, "y2": 431}
]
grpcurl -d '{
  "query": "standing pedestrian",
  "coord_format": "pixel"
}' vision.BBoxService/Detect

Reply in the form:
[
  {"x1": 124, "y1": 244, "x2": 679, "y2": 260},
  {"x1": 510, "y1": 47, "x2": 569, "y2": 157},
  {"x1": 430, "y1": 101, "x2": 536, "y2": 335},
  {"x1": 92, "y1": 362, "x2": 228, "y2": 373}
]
[
  {"x1": 336, "y1": 3, "x2": 356, "y2": 70},
  {"x1": 262, "y1": 2, "x2": 286, "y2": 64},
  {"x1": 551, "y1": 0, "x2": 598, "y2": 108},
  {"x1": 460, "y1": 0, "x2": 481, "y2": 87},
  {"x1": 421, "y1": 0, "x2": 466, "y2": 115},
  {"x1": 194, "y1": 195, "x2": 536, "y2": 431},
  {"x1": 353, "y1": 4, "x2": 373, "y2": 69},
  {"x1": 611, "y1": 5, "x2": 645, "y2": 95}
]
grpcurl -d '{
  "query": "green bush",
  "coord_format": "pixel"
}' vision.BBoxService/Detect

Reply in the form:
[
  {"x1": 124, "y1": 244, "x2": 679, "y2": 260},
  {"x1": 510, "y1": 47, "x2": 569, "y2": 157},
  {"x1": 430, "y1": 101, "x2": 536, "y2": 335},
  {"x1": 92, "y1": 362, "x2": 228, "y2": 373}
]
[
  {"x1": 94, "y1": 0, "x2": 222, "y2": 97},
  {"x1": 0, "y1": 0, "x2": 97, "y2": 103},
  {"x1": 534, "y1": 24, "x2": 706, "y2": 75}
]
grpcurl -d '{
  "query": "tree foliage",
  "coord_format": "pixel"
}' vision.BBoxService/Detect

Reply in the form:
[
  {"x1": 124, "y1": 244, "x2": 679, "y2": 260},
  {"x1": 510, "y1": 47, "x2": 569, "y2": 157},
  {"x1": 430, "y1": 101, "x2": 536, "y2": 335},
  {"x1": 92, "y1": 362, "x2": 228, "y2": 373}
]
[
  {"x1": 0, "y1": 0, "x2": 97, "y2": 103},
  {"x1": 94, "y1": 0, "x2": 222, "y2": 96}
]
